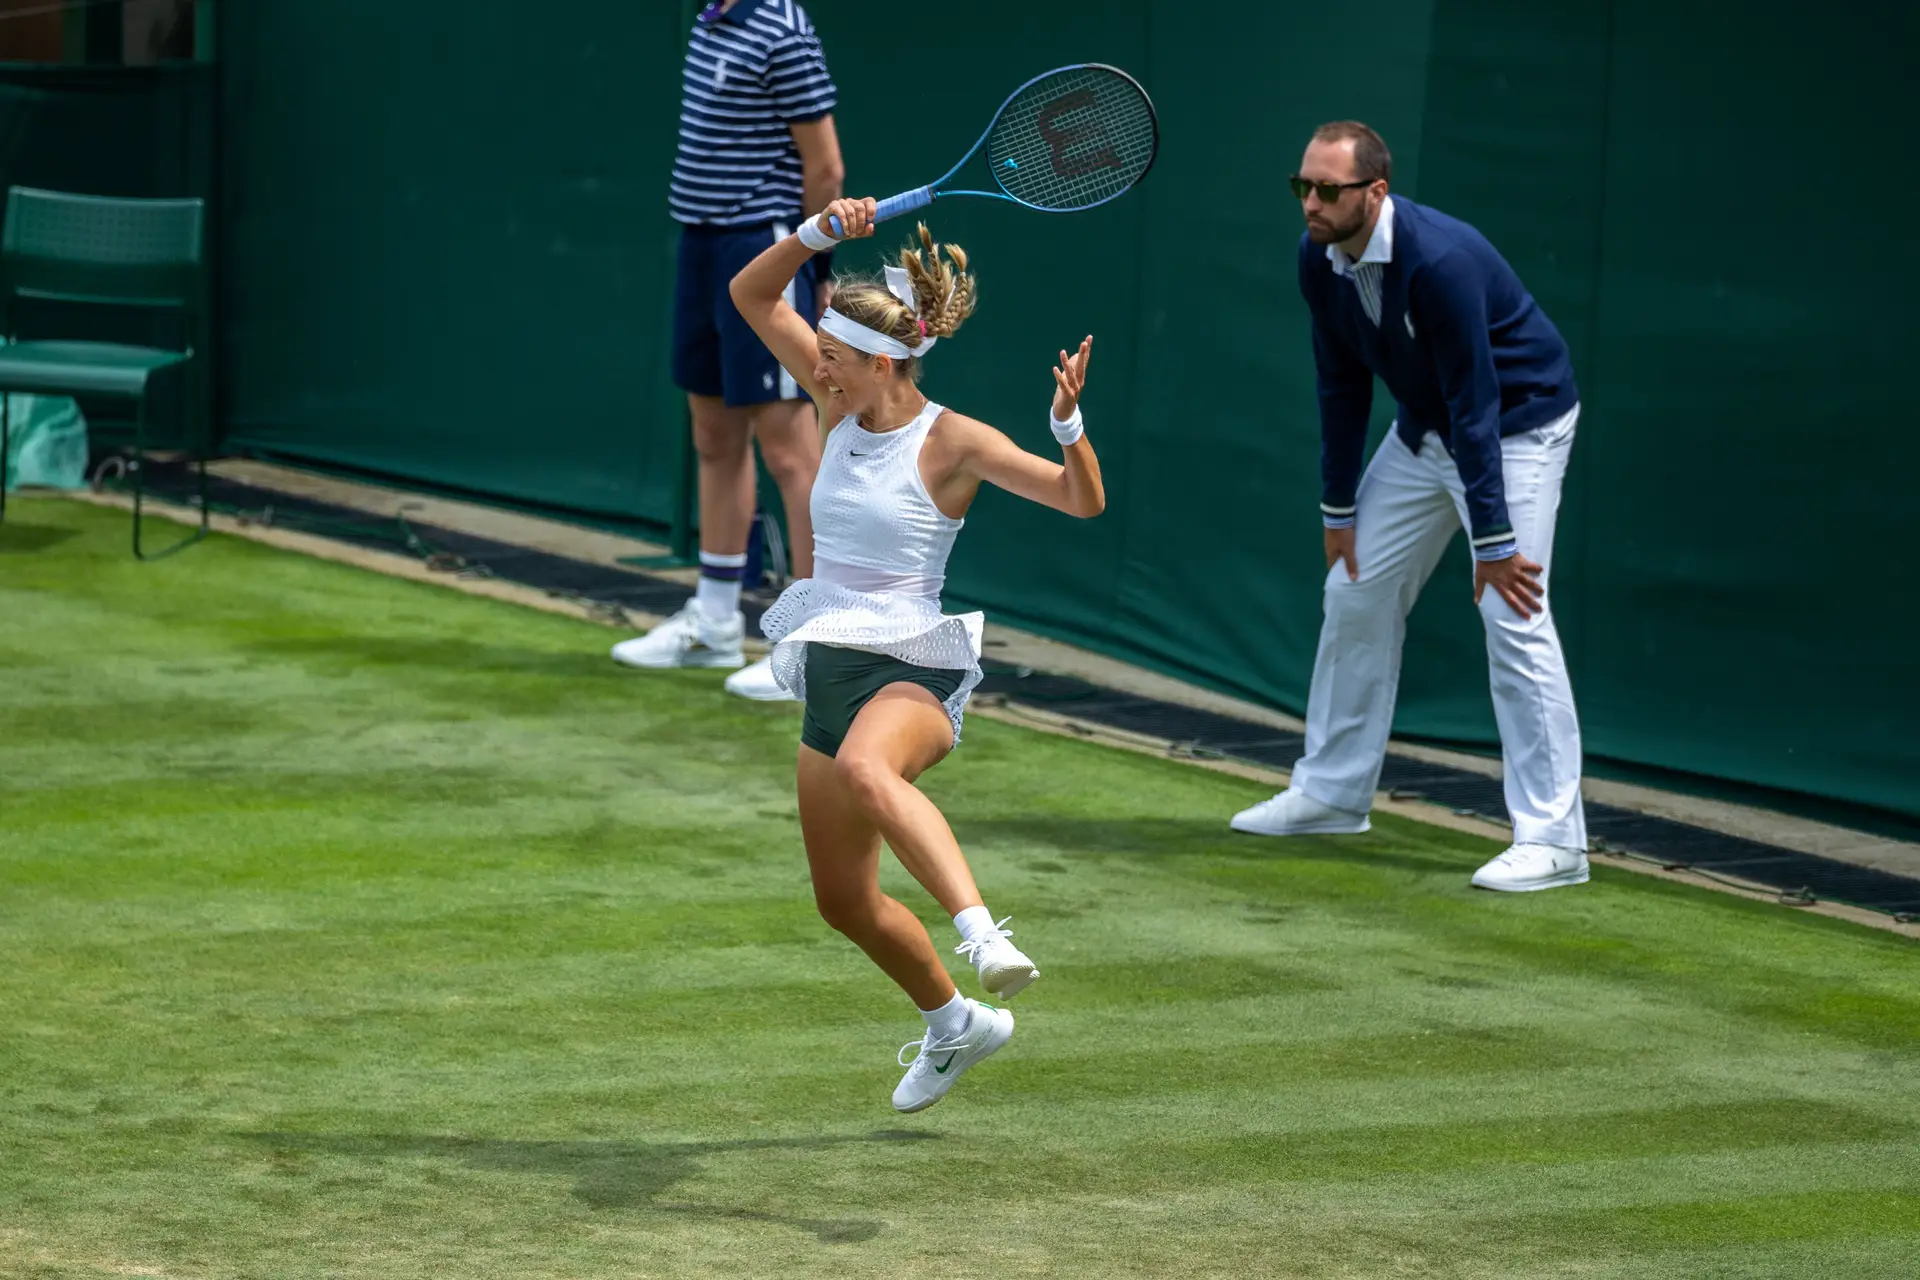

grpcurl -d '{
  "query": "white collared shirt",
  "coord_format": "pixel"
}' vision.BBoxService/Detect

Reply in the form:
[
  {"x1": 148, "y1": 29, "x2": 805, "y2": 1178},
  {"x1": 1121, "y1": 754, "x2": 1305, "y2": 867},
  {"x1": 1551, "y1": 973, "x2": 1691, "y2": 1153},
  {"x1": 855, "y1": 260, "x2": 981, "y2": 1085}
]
[{"x1": 1326, "y1": 195, "x2": 1394, "y2": 325}]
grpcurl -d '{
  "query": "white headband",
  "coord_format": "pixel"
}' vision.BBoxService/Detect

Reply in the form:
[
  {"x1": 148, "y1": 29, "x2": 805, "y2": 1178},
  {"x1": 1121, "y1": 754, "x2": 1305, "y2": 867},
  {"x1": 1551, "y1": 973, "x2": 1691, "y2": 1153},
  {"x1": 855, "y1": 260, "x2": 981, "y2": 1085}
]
[{"x1": 819, "y1": 265, "x2": 937, "y2": 361}]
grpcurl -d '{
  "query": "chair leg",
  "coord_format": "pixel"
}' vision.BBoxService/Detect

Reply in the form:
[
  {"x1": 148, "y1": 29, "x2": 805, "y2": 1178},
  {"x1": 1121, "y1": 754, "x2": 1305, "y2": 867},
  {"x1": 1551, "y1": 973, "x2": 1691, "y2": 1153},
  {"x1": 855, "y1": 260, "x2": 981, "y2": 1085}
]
[
  {"x1": 1, "y1": 387, "x2": 10, "y2": 524},
  {"x1": 131, "y1": 403, "x2": 145, "y2": 558},
  {"x1": 131, "y1": 397, "x2": 210, "y2": 562}
]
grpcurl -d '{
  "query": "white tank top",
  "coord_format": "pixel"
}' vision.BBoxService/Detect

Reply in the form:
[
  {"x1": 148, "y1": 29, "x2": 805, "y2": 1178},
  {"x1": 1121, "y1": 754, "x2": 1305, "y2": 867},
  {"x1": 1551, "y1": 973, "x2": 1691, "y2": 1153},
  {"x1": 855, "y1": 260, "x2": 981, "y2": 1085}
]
[
  {"x1": 810, "y1": 399, "x2": 962, "y2": 601},
  {"x1": 760, "y1": 397, "x2": 985, "y2": 743}
]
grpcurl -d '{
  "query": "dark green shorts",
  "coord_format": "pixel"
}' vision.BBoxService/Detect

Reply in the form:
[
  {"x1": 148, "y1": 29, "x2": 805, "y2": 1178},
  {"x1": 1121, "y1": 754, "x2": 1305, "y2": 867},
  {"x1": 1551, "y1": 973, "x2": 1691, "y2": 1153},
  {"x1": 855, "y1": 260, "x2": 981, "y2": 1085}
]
[{"x1": 800, "y1": 643, "x2": 965, "y2": 758}]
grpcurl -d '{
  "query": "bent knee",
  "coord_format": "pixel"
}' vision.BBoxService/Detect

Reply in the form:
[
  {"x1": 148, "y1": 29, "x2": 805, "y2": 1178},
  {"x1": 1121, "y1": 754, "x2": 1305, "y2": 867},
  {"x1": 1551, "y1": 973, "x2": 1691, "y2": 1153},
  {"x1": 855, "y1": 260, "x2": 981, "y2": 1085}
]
[
  {"x1": 757, "y1": 436, "x2": 820, "y2": 486},
  {"x1": 693, "y1": 430, "x2": 750, "y2": 468},
  {"x1": 833, "y1": 751, "x2": 897, "y2": 810},
  {"x1": 814, "y1": 889, "x2": 880, "y2": 937},
  {"x1": 1478, "y1": 587, "x2": 1552, "y2": 629},
  {"x1": 1323, "y1": 571, "x2": 1407, "y2": 619}
]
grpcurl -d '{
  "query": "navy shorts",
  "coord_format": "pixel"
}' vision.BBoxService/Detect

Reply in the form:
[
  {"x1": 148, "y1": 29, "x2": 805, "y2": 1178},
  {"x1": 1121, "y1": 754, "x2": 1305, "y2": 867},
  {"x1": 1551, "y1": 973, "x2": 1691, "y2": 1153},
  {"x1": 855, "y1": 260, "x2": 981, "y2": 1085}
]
[
  {"x1": 801, "y1": 644, "x2": 965, "y2": 759},
  {"x1": 671, "y1": 221, "x2": 818, "y2": 407}
]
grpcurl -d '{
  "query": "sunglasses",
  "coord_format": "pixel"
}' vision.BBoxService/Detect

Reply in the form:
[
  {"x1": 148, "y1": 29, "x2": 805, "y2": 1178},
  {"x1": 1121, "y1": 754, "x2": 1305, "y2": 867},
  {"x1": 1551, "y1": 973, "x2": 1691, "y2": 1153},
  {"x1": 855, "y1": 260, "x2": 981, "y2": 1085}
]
[{"x1": 1289, "y1": 176, "x2": 1374, "y2": 202}]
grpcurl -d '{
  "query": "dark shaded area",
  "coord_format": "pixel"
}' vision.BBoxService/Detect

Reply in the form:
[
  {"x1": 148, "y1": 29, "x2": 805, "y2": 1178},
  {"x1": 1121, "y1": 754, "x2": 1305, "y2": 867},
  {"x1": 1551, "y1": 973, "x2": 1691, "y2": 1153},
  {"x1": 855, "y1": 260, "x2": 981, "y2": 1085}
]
[{"x1": 243, "y1": 1128, "x2": 939, "y2": 1242}]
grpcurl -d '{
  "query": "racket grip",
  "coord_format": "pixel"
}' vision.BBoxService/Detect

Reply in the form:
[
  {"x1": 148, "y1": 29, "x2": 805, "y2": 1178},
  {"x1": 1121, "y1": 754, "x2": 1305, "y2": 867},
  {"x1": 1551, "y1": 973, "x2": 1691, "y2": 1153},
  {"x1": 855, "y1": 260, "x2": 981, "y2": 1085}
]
[{"x1": 828, "y1": 186, "x2": 935, "y2": 237}]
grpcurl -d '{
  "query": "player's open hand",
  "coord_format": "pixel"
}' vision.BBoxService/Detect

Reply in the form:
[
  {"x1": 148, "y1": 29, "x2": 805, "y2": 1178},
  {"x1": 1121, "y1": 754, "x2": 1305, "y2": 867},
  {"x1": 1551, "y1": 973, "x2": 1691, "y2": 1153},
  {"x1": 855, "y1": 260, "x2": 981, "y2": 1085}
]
[
  {"x1": 1474, "y1": 550, "x2": 1544, "y2": 618},
  {"x1": 817, "y1": 197, "x2": 878, "y2": 241},
  {"x1": 1052, "y1": 336, "x2": 1093, "y2": 421}
]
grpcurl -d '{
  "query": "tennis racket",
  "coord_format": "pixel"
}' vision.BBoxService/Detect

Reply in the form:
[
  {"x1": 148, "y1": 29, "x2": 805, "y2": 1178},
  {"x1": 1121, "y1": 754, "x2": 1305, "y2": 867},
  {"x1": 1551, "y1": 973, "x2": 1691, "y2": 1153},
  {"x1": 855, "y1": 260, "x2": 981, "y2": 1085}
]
[{"x1": 827, "y1": 64, "x2": 1158, "y2": 236}]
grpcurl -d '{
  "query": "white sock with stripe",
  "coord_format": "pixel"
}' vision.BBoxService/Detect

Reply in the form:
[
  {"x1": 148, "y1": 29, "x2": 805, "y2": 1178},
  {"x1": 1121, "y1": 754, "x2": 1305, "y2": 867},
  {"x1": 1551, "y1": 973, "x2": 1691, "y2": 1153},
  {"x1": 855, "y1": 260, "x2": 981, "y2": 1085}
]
[{"x1": 696, "y1": 551, "x2": 746, "y2": 622}]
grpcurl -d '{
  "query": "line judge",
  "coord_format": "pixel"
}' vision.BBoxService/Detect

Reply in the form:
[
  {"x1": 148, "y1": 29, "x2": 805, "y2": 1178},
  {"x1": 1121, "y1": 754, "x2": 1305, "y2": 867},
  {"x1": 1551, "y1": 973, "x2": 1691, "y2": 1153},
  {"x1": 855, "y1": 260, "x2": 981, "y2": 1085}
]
[{"x1": 1232, "y1": 121, "x2": 1589, "y2": 893}]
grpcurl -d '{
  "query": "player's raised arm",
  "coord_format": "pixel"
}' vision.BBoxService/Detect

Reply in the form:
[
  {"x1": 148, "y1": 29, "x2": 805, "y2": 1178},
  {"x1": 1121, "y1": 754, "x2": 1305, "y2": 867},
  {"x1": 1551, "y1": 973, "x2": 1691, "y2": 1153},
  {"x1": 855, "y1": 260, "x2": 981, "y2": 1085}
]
[
  {"x1": 729, "y1": 197, "x2": 877, "y2": 414},
  {"x1": 943, "y1": 338, "x2": 1106, "y2": 520}
]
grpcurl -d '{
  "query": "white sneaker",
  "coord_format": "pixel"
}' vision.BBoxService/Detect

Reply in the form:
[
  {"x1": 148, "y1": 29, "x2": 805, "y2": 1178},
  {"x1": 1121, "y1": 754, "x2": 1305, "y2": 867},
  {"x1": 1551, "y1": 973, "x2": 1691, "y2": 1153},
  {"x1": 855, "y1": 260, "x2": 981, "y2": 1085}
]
[
  {"x1": 1229, "y1": 787, "x2": 1371, "y2": 836},
  {"x1": 609, "y1": 601, "x2": 744, "y2": 670},
  {"x1": 954, "y1": 916, "x2": 1039, "y2": 999},
  {"x1": 892, "y1": 999, "x2": 1014, "y2": 1113},
  {"x1": 723, "y1": 654, "x2": 798, "y2": 702},
  {"x1": 1471, "y1": 843, "x2": 1590, "y2": 892}
]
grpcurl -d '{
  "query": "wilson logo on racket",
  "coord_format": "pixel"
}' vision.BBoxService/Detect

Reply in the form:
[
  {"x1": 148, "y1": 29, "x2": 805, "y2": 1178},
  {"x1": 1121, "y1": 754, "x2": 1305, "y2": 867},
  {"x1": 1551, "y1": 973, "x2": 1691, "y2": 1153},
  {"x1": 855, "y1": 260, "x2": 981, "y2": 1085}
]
[
  {"x1": 1037, "y1": 90, "x2": 1124, "y2": 178},
  {"x1": 828, "y1": 64, "x2": 1158, "y2": 237}
]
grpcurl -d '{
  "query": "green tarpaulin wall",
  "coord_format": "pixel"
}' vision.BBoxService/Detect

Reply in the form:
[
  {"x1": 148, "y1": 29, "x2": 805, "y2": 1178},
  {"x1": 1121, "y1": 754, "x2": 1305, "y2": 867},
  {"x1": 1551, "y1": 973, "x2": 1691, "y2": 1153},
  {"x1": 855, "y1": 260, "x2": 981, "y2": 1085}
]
[{"x1": 211, "y1": 0, "x2": 1919, "y2": 819}]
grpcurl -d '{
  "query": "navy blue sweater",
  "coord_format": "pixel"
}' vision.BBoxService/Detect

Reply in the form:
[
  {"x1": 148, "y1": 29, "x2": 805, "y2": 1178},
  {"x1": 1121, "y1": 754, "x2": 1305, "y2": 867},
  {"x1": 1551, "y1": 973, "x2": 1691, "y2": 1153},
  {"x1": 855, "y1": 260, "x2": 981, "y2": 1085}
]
[{"x1": 1298, "y1": 197, "x2": 1578, "y2": 548}]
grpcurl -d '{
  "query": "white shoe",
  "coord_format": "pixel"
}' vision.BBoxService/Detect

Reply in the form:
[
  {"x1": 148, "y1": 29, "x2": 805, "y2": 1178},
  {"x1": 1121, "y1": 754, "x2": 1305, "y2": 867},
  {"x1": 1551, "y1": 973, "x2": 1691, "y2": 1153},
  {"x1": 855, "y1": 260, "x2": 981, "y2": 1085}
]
[
  {"x1": 1471, "y1": 843, "x2": 1590, "y2": 892},
  {"x1": 1229, "y1": 787, "x2": 1371, "y2": 836},
  {"x1": 609, "y1": 601, "x2": 744, "y2": 670},
  {"x1": 892, "y1": 999, "x2": 1014, "y2": 1114},
  {"x1": 723, "y1": 654, "x2": 798, "y2": 701},
  {"x1": 954, "y1": 916, "x2": 1039, "y2": 999}
]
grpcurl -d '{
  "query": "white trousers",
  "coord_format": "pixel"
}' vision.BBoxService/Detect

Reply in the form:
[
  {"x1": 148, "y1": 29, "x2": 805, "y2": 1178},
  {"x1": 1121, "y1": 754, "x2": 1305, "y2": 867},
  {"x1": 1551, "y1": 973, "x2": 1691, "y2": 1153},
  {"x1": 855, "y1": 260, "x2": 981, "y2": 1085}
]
[{"x1": 1289, "y1": 406, "x2": 1587, "y2": 849}]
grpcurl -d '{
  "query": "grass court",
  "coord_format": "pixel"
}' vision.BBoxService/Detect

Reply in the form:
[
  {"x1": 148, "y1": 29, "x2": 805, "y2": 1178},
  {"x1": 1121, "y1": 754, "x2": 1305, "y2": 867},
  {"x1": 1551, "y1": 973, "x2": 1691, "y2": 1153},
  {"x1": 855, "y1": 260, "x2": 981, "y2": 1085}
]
[{"x1": 2, "y1": 500, "x2": 1915, "y2": 1278}]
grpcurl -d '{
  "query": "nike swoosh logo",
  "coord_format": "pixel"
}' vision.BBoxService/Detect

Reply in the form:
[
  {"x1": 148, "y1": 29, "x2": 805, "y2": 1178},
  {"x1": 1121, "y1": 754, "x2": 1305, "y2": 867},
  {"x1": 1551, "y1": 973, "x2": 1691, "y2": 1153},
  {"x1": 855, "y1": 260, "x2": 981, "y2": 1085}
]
[{"x1": 933, "y1": 1052, "x2": 958, "y2": 1074}]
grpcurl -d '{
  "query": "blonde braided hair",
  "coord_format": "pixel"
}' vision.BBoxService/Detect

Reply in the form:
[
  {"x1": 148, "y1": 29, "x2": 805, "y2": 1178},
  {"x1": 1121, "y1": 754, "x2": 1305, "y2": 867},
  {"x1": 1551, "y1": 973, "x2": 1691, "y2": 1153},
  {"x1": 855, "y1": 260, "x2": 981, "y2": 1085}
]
[
  {"x1": 899, "y1": 223, "x2": 977, "y2": 340},
  {"x1": 825, "y1": 222, "x2": 977, "y2": 381}
]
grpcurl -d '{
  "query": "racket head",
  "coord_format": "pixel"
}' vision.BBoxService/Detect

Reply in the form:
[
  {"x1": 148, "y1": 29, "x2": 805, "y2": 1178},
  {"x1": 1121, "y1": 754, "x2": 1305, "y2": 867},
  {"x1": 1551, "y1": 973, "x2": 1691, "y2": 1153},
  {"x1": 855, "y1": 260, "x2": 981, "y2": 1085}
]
[{"x1": 983, "y1": 64, "x2": 1159, "y2": 212}]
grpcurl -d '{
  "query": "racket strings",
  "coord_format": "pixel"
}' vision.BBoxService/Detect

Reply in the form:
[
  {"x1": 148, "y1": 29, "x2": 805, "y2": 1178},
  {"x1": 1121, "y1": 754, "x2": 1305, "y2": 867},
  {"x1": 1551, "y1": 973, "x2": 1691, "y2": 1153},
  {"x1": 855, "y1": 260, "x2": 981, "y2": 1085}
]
[{"x1": 987, "y1": 68, "x2": 1156, "y2": 212}]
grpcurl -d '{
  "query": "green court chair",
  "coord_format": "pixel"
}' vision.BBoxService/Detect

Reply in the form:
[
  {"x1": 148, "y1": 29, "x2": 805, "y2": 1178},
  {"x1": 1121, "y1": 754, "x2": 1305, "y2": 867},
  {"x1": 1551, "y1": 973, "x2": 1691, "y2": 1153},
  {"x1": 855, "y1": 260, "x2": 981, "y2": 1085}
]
[{"x1": 0, "y1": 186, "x2": 208, "y2": 559}]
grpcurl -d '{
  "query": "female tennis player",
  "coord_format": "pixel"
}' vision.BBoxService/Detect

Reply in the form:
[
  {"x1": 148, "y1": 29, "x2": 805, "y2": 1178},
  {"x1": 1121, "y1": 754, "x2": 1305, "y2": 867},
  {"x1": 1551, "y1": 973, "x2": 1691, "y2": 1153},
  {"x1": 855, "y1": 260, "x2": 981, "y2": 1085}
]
[{"x1": 728, "y1": 194, "x2": 1105, "y2": 1112}]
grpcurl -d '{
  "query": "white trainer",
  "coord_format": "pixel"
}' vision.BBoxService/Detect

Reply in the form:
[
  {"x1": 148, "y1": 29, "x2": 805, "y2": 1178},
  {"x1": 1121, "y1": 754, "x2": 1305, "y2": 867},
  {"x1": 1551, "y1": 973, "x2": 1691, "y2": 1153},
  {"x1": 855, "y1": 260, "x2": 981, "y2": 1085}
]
[
  {"x1": 954, "y1": 916, "x2": 1039, "y2": 999},
  {"x1": 1471, "y1": 843, "x2": 1590, "y2": 892},
  {"x1": 609, "y1": 601, "x2": 744, "y2": 670},
  {"x1": 892, "y1": 999, "x2": 1014, "y2": 1113},
  {"x1": 723, "y1": 654, "x2": 798, "y2": 701},
  {"x1": 1229, "y1": 787, "x2": 1371, "y2": 836}
]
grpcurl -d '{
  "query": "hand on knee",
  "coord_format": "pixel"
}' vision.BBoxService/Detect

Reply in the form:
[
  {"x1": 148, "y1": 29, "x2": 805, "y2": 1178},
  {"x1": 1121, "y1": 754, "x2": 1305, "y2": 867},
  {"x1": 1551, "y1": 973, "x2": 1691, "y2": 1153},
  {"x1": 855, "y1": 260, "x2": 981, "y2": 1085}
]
[{"x1": 1478, "y1": 585, "x2": 1546, "y2": 628}]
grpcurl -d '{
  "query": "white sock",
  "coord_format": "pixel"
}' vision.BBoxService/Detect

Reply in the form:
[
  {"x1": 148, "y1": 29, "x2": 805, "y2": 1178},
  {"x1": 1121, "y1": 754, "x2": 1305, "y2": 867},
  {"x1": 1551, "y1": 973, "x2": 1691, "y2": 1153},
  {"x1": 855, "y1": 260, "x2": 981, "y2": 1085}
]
[
  {"x1": 953, "y1": 905, "x2": 999, "y2": 948},
  {"x1": 920, "y1": 991, "x2": 970, "y2": 1043},
  {"x1": 695, "y1": 551, "x2": 746, "y2": 622}
]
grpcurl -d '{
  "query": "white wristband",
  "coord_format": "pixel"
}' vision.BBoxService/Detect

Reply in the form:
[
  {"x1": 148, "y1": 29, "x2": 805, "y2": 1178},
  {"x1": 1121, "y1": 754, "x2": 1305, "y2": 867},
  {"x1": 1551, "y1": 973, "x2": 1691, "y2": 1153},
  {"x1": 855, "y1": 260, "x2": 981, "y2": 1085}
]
[
  {"x1": 1050, "y1": 405, "x2": 1084, "y2": 447},
  {"x1": 797, "y1": 218, "x2": 836, "y2": 252}
]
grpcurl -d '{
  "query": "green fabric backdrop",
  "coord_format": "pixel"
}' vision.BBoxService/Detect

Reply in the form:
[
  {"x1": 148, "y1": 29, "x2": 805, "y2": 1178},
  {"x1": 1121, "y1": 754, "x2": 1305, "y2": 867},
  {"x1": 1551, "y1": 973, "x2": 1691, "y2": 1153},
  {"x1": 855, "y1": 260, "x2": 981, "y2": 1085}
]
[{"x1": 212, "y1": 0, "x2": 1920, "y2": 818}]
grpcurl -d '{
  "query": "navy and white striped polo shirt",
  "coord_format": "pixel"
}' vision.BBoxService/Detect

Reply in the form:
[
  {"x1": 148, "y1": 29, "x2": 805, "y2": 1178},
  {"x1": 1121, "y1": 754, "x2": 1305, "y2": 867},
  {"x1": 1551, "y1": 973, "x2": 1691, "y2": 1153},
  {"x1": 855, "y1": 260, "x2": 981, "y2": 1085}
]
[{"x1": 669, "y1": 0, "x2": 838, "y2": 227}]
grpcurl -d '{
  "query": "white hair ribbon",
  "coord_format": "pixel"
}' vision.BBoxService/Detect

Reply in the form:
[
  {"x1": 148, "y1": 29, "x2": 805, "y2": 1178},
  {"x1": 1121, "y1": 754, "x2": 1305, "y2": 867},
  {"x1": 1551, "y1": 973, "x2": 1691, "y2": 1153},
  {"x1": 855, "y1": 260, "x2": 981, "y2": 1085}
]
[
  {"x1": 818, "y1": 263, "x2": 936, "y2": 361},
  {"x1": 883, "y1": 264, "x2": 918, "y2": 312}
]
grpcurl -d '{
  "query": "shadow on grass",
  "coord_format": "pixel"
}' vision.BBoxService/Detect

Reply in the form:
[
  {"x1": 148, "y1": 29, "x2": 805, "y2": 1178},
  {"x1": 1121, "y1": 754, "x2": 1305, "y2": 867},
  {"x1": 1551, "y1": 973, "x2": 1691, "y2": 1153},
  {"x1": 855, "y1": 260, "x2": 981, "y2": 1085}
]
[
  {"x1": 243, "y1": 1128, "x2": 939, "y2": 1242},
  {"x1": 0, "y1": 521, "x2": 80, "y2": 553},
  {"x1": 958, "y1": 815, "x2": 1472, "y2": 874}
]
